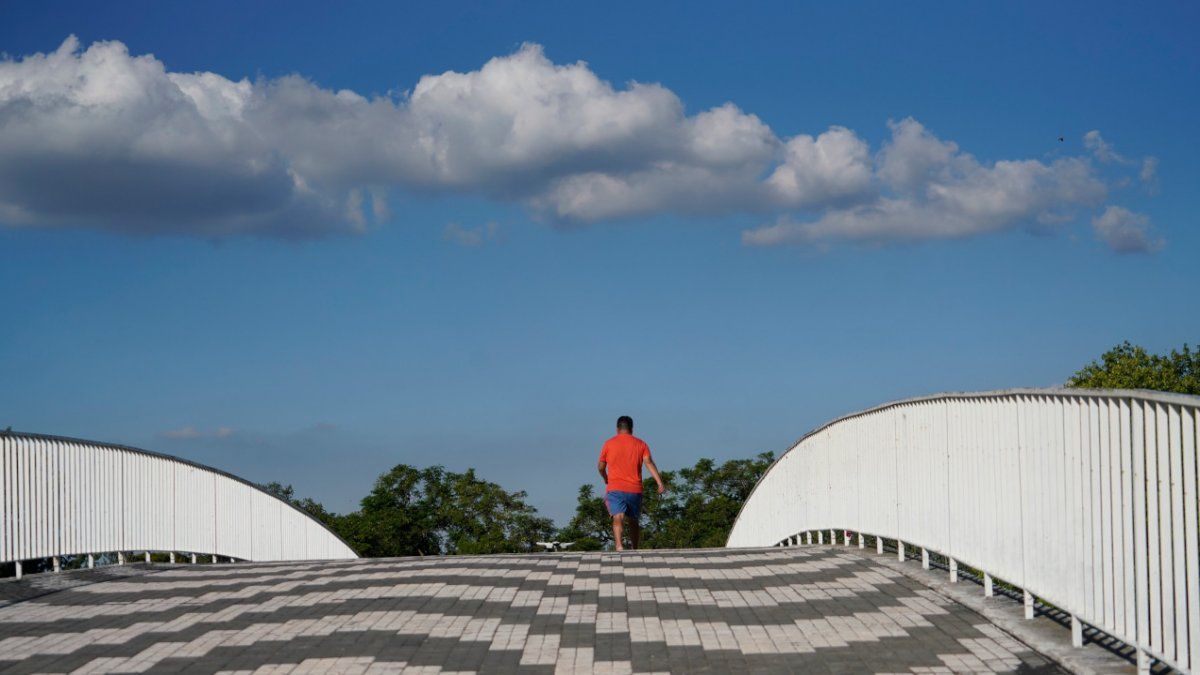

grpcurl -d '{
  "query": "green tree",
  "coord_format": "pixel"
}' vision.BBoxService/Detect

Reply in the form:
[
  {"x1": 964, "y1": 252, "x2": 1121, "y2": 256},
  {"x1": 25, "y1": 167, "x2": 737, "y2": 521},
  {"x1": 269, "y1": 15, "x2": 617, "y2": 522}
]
[
  {"x1": 438, "y1": 468, "x2": 556, "y2": 555},
  {"x1": 338, "y1": 465, "x2": 442, "y2": 557},
  {"x1": 343, "y1": 464, "x2": 555, "y2": 557},
  {"x1": 556, "y1": 485, "x2": 613, "y2": 551},
  {"x1": 260, "y1": 481, "x2": 340, "y2": 528},
  {"x1": 1067, "y1": 341, "x2": 1200, "y2": 395},
  {"x1": 641, "y1": 452, "x2": 774, "y2": 549},
  {"x1": 261, "y1": 466, "x2": 555, "y2": 558},
  {"x1": 558, "y1": 452, "x2": 775, "y2": 551}
]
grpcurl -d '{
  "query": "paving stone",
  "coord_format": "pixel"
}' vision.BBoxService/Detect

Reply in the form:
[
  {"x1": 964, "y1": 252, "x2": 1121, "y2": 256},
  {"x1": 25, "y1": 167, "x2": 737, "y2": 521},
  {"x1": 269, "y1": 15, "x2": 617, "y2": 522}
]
[{"x1": 0, "y1": 548, "x2": 1068, "y2": 673}]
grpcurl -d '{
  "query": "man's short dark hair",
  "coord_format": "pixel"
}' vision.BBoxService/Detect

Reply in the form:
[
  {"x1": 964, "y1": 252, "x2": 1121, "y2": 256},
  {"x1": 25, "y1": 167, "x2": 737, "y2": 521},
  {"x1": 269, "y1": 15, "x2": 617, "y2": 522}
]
[{"x1": 616, "y1": 415, "x2": 634, "y2": 432}]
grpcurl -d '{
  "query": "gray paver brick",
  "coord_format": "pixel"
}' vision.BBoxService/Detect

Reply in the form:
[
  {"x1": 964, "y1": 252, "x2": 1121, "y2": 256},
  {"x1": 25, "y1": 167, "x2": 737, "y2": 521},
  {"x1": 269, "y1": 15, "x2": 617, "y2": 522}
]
[{"x1": 0, "y1": 548, "x2": 1067, "y2": 673}]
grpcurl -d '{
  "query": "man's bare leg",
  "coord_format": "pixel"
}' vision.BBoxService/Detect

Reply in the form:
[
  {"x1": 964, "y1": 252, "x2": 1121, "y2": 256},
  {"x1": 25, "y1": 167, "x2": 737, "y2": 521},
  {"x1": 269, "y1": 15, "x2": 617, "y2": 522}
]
[
  {"x1": 612, "y1": 514, "x2": 625, "y2": 551},
  {"x1": 628, "y1": 519, "x2": 640, "y2": 550}
]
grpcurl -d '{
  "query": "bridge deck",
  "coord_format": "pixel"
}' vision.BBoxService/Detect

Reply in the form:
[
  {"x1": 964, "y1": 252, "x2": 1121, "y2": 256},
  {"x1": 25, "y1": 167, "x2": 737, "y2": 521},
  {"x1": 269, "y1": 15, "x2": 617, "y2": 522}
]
[{"x1": 0, "y1": 548, "x2": 1070, "y2": 674}]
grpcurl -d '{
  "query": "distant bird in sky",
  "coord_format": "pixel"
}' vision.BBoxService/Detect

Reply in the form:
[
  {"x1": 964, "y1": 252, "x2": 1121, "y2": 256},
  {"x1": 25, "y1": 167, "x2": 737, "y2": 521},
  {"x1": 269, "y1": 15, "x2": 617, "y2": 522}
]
[{"x1": 1058, "y1": 136, "x2": 1064, "y2": 142}]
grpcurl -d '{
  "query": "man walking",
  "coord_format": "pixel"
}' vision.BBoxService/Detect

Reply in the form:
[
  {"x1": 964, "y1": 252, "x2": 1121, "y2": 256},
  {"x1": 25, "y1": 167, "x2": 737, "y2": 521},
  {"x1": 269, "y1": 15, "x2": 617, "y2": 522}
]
[{"x1": 598, "y1": 415, "x2": 666, "y2": 551}]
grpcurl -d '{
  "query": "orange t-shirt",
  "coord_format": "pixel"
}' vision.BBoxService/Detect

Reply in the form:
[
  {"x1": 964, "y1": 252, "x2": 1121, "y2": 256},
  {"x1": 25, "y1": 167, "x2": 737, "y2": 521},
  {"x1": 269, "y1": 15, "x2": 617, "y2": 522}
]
[{"x1": 599, "y1": 434, "x2": 650, "y2": 493}]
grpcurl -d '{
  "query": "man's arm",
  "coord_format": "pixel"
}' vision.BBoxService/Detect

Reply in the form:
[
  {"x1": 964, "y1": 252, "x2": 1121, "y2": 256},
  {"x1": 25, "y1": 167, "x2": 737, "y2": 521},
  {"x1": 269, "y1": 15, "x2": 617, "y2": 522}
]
[
  {"x1": 645, "y1": 455, "x2": 666, "y2": 494},
  {"x1": 597, "y1": 460, "x2": 608, "y2": 484}
]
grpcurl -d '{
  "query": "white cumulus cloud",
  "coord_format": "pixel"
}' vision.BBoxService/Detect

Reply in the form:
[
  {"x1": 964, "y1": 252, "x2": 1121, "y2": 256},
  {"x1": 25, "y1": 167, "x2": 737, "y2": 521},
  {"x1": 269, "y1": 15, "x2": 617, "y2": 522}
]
[
  {"x1": 0, "y1": 37, "x2": 360, "y2": 237},
  {"x1": 744, "y1": 119, "x2": 1108, "y2": 246},
  {"x1": 766, "y1": 126, "x2": 872, "y2": 207},
  {"x1": 1084, "y1": 130, "x2": 1158, "y2": 192},
  {"x1": 0, "y1": 37, "x2": 1162, "y2": 250},
  {"x1": 1083, "y1": 129, "x2": 1122, "y2": 164},
  {"x1": 1091, "y1": 206, "x2": 1162, "y2": 253}
]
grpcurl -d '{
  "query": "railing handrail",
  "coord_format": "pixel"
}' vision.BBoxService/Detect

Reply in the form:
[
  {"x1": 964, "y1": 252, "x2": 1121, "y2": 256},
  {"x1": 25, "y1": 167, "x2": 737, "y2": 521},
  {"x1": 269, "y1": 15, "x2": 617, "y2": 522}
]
[
  {"x1": 0, "y1": 429, "x2": 355, "y2": 562},
  {"x1": 2, "y1": 430, "x2": 357, "y2": 556},
  {"x1": 727, "y1": 387, "x2": 1200, "y2": 673},
  {"x1": 728, "y1": 387, "x2": 1200, "y2": 547}
]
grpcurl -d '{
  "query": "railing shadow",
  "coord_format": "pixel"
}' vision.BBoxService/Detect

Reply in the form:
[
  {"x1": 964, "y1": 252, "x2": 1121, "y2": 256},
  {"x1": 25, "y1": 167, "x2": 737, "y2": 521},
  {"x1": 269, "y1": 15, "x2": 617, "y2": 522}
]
[{"x1": 802, "y1": 534, "x2": 1178, "y2": 674}]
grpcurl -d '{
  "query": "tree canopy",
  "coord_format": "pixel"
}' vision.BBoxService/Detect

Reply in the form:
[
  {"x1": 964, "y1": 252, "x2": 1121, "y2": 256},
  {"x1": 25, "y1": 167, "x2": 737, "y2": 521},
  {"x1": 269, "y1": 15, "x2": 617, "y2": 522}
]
[
  {"x1": 254, "y1": 342, "x2": 1200, "y2": 560},
  {"x1": 264, "y1": 451, "x2": 774, "y2": 556},
  {"x1": 557, "y1": 452, "x2": 775, "y2": 551},
  {"x1": 261, "y1": 465, "x2": 554, "y2": 557},
  {"x1": 1067, "y1": 341, "x2": 1199, "y2": 395},
  {"x1": 260, "y1": 481, "x2": 339, "y2": 528}
]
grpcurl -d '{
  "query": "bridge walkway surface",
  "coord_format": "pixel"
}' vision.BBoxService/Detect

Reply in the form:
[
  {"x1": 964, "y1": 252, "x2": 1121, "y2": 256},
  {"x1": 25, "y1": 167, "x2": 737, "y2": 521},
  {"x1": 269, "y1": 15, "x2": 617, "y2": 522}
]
[{"x1": 0, "y1": 547, "x2": 1134, "y2": 674}]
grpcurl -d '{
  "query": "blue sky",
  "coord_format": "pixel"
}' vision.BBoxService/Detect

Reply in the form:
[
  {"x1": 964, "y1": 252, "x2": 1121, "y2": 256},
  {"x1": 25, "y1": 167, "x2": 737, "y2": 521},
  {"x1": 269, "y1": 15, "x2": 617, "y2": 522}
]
[{"x1": 1, "y1": 2, "x2": 1197, "y2": 523}]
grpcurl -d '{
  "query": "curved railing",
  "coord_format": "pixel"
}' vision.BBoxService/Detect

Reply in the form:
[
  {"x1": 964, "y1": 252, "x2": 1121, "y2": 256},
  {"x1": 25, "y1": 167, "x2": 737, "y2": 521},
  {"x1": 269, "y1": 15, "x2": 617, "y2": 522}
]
[
  {"x1": 727, "y1": 388, "x2": 1199, "y2": 673},
  {"x1": 1, "y1": 432, "x2": 358, "y2": 573}
]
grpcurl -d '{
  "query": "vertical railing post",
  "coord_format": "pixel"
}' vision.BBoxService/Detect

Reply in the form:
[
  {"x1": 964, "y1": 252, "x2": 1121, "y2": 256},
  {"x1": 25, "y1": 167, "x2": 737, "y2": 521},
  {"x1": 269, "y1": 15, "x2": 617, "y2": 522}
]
[
  {"x1": 191, "y1": 553, "x2": 197, "y2": 564},
  {"x1": 876, "y1": 537, "x2": 883, "y2": 554},
  {"x1": 723, "y1": 392, "x2": 1200, "y2": 669},
  {"x1": 144, "y1": 551, "x2": 150, "y2": 564},
  {"x1": 805, "y1": 531, "x2": 811, "y2": 545},
  {"x1": 118, "y1": 551, "x2": 126, "y2": 565},
  {"x1": 211, "y1": 554, "x2": 217, "y2": 563},
  {"x1": 14, "y1": 561, "x2": 22, "y2": 580},
  {"x1": 829, "y1": 528, "x2": 835, "y2": 544},
  {"x1": 817, "y1": 530, "x2": 823, "y2": 545},
  {"x1": 87, "y1": 554, "x2": 94, "y2": 569},
  {"x1": 169, "y1": 552, "x2": 176, "y2": 564},
  {"x1": 52, "y1": 556, "x2": 61, "y2": 573},
  {"x1": 1136, "y1": 649, "x2": 1151, "y2": 674}
]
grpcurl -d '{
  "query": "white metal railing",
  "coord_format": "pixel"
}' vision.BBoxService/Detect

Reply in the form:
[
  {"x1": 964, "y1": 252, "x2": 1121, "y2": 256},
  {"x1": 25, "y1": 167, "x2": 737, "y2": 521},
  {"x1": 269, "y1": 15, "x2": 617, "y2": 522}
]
[
  {"x1": 1, "y1": 432, "x2": 357, "y2": 575},
  {"x1": 727, "y1": 388, "x2": 1199, "y2": 673}
]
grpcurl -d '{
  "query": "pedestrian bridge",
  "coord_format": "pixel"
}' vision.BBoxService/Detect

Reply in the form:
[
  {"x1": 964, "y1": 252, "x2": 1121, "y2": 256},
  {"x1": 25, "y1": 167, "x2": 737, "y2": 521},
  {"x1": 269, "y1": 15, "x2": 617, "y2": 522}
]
[
  {"x1": 0, "y1": 432, "x2": 357, "y2": 577},
  {"x1": 0, "y1": 547, "x2": 1072, "y2": 673},
  {"x1": 729, "y1": 388, "x2": 1199, "y2": 673},
  {"x1": 1, "y1": 387, "x2": 1196, "y2": 673}
]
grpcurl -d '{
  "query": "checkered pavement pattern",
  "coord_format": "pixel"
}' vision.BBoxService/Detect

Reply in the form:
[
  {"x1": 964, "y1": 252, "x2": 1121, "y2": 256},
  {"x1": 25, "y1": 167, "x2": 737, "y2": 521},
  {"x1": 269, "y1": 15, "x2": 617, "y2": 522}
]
[
  {"x1": 0, "y1": 548, "x2": 1064, "y2": 674},
  {"x1": 0, "y1": 566, "x2": 152, "y2": 608}
]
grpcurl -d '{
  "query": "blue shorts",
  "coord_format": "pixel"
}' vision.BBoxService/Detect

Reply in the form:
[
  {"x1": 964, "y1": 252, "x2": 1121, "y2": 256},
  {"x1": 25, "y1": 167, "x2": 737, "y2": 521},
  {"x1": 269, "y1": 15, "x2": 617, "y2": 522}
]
[{"x1": 606, "y1": 491, "x2": 642, "y2": 519}]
